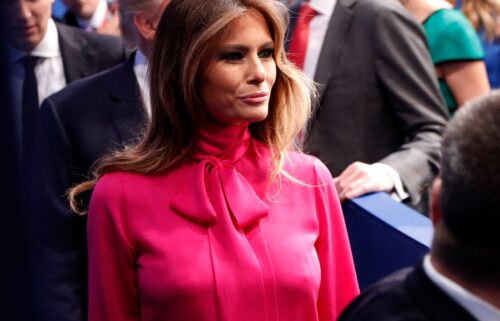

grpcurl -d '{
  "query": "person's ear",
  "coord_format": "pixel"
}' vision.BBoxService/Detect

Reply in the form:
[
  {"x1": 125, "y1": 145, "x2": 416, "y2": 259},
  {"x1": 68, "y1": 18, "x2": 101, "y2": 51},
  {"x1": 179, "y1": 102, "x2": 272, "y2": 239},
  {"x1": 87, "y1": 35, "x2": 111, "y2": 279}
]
[
  {"x1": 430, "y1": 177, "x2": 442, "y2": 226},
  {"x1": 133, "y1": 11, "x2": 157, "y2": 42}
]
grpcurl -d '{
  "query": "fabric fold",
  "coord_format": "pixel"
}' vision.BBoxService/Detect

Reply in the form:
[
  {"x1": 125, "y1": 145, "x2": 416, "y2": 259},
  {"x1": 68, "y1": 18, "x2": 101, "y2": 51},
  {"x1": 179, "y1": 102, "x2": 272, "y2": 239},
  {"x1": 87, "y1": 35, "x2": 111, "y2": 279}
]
[{"x1": 170, "y1": 123, "x2": 269, "y2": 229}]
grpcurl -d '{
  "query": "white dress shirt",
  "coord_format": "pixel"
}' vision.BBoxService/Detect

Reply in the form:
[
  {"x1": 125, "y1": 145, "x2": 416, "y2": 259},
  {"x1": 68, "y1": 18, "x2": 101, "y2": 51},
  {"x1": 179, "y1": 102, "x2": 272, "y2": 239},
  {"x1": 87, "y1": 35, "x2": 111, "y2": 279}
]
[
  {"x1": 133, "y1": 50, "x2": 152, "y2": 118},
  {"x1": 424, "y1": 255, "x2": 500, "y2": 321},
  {"x1": 8, "y1": 18, "x2": 66, "y2": 106},
  {"x1": 76, "y1": 0, "x2": 109, "y2": 30},
  {"x1": 302, "y1": 0, "x2": 337, "y2": 79}
]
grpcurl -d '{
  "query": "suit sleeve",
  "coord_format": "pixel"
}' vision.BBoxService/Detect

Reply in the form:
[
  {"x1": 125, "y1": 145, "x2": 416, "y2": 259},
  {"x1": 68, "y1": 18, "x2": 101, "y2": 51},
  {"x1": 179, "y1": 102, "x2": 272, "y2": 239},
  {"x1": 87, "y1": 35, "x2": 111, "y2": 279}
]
[
  {"x1": 313, "y1": 159, "x2": 360, "y2": 320},
  {"x1": 88, "y1": 174, "x2": 139, "y2": 321},
  {"x1": 372, "y1": 7, "x2": 448, "y2": 205},
  {"x1": 30, "y1": 98, "x2": 88, "y2": 321}
]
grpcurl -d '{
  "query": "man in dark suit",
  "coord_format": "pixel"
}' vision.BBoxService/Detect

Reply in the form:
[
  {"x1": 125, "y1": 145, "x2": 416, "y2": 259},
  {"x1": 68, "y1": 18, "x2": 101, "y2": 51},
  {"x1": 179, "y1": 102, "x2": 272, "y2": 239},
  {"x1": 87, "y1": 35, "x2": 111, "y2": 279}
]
[
  {"x1": 32, "y1": 1, "x2": 171, "y2": 321},
  {"x1": 338, "y1": 91, "x2": 500, "y2": 321},
  {"x1": 2, "y1": 0, "x2": 125, "y2": 169},
  {"x1": 289, "y1": 0, "x2": 448, "y2": 213}
]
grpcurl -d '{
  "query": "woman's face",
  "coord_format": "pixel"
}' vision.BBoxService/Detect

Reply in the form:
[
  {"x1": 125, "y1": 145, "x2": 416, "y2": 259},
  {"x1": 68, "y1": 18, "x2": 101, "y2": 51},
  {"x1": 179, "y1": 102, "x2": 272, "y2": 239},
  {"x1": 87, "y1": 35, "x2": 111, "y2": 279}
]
[{"x1": 199, "y1": 9, "x2": 277, "y2": 125}]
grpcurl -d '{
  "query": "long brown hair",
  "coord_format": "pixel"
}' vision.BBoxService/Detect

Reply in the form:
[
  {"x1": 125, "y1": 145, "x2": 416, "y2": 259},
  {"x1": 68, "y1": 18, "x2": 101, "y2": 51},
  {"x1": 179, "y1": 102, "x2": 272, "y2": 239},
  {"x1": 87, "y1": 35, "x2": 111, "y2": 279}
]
[
  {"x1": 69, "y1": 0, "x2": 314, "y2": 214},
  {"x1": 462, "y1": 0, "x2": 500, "y2": 41}
]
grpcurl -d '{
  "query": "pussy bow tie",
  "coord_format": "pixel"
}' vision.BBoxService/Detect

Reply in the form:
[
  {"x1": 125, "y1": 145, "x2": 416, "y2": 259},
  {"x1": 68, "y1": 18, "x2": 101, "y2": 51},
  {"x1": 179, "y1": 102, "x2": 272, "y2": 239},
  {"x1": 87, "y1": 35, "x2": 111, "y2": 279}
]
[{"x1": 171, "y1": 129, "x2": 269, "y2": 229}]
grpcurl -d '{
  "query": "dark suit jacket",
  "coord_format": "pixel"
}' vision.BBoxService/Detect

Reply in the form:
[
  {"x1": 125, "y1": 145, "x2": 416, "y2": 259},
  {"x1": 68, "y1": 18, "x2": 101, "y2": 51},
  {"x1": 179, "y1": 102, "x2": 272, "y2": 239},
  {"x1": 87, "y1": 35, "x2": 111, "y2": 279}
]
[
  {"x1": 293, "y1": 0, "x2": 448, "y2": 211},
  {"x1": 31, "y1": 55, "x2": 145, "y2": 321},
  {"x1": 338, "y1": 262, "x2": 478, "y2": 321},
  {"x1": 60, "y1": 11, "x2": 80, "y2": 29},
  {"x1": 56, "y1": 22, "x2": 126, "y2": 82}
]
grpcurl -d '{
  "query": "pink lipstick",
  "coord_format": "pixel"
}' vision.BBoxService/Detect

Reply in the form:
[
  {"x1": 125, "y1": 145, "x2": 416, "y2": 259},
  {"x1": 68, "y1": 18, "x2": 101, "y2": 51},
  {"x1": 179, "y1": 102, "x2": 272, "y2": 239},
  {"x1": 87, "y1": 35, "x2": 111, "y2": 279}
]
[{"x1": 239, "y1": 92, "x2": 269, "y2": 105}]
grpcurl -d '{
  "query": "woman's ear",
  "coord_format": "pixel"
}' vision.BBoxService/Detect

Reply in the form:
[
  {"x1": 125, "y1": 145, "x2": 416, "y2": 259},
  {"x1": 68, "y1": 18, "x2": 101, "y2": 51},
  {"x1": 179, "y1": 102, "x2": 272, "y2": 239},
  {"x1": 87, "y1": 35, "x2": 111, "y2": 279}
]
[{"x1": 430, "y1": 177, "x2": 442, "y2": 226}]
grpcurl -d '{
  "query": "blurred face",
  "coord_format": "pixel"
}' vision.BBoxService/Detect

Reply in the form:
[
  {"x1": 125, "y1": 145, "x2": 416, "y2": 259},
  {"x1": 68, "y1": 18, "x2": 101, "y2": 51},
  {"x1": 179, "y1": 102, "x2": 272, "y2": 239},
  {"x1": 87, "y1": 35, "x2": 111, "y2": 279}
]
[
  {"x1": 3, "y1": 0, "x2": 54, "y2": 52},
  {"x1": 199, "y1": 9, "x2": 277, "y2": 125},
  {"x1": 62, "y1": 0, "x2": 99, "y2": 20}
]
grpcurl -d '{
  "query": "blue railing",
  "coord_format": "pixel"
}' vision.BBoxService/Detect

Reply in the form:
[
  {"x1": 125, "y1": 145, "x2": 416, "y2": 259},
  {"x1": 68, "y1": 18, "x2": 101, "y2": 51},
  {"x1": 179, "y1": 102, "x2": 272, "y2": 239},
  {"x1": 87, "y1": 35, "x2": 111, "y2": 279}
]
[{"x1": 342, "y1": 192, "x2": 433, "y2": 289}]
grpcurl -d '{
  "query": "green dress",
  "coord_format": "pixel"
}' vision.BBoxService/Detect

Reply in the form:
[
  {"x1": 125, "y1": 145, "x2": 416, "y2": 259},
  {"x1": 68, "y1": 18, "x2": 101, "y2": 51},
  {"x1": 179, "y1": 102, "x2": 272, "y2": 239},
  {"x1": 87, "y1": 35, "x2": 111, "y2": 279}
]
[{"x1": 423, "y1": 9, "x2": 484, "y2": 114}]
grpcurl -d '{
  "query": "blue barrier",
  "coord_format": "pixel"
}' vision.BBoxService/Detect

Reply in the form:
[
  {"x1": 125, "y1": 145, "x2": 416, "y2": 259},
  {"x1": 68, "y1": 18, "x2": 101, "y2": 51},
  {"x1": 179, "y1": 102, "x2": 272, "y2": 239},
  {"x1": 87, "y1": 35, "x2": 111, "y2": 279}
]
[{"x1": 342, "y1": 192, "x2": 433, "y2": 289}]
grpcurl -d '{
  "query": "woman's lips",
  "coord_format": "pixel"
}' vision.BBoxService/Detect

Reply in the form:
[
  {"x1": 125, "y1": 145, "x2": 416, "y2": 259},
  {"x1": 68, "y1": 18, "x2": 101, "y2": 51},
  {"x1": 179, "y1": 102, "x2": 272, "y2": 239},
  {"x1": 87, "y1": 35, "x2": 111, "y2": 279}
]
[{"x1": 238, "y1": 92, "x2": 269, "y2": 104}]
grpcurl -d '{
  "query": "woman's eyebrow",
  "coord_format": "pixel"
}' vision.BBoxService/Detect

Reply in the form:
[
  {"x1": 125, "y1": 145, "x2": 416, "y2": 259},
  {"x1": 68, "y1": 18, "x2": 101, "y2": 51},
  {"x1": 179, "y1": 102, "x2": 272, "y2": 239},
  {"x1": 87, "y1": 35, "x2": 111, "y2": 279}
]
[{"x1": 220, "y1": 41, "x2": 275, "y2": 51}]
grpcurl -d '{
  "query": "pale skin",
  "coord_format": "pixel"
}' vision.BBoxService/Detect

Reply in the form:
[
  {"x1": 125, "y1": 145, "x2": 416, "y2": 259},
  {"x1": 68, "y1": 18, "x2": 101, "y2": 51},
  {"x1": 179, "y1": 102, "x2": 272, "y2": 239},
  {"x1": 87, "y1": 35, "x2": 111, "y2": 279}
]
[
  {"x1": 334, "y1": 162, "x2": 394, "y2": 201},
  {"x1": 132, "y1": 0, "x2": 171, "y2": 57},
  {"x1": 403, "y1": 0, "x2": 490, "y2": 107},
  {"x1": 62, "y1": 0, "x2": 121, "y2": 37},
  {"x1": 200, "y1": 9, "x2": 277, "y2": 126},
  {"x1": 2, "y1": 0, "x2": 55, "y2": 52}
]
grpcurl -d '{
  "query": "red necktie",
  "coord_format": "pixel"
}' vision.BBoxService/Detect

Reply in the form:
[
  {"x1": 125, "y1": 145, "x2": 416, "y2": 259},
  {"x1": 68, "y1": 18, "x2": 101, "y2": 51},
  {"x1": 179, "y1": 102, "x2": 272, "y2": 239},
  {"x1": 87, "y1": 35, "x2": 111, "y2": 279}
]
[{"x1": 288, "y1": 4, "x2": 317, "y2": 70}]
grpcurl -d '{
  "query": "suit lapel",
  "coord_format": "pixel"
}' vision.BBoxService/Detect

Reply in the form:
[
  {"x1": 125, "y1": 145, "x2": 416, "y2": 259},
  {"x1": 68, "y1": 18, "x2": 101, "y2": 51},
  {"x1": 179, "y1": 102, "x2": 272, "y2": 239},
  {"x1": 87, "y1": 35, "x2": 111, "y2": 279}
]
[
  {"x1": 314, "y1": 0, "x2": 356, "y2": 99},
  {"x1": 107, "y1": 53, "x2": 147, "y2": 142},
  {"x1": 57, "y1": 23, "x2": 93, "y2": 83}
]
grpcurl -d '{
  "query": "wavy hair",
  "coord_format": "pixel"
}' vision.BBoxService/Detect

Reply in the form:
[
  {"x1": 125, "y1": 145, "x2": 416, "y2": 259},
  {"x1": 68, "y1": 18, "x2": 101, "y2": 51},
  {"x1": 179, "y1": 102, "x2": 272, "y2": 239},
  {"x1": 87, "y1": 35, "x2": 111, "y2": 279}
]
[
  {"x1": 462, "y1": 0, "x2": 500, "y2": 41},
  {"x1": 69, "y1": 0, "x2": 314, "y2": 214}
]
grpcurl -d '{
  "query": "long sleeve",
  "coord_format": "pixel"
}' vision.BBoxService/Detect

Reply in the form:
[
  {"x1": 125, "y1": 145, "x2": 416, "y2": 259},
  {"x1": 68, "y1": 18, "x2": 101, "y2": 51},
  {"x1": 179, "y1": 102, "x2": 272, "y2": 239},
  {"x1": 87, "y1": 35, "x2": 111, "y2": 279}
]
[
  {"x1": 372, "y1": 6, "x2": 448, "y2": 205},
  {"x1": 87, "y1": 174, "x2": 139, "y2": 321},
  {"x1": 313, "y1": 159, "x2": 360, "y2": 320},
  {"x1": 30, "y1": 98, "x2": 88, "y2": 321}
]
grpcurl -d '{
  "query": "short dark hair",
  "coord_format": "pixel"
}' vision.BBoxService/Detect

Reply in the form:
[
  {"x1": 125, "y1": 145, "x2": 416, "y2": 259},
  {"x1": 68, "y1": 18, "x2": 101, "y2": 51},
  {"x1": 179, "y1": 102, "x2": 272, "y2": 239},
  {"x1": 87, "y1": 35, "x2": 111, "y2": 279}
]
[{"x1": 433, "y1": 91, "x2": 500, "y2": 280}]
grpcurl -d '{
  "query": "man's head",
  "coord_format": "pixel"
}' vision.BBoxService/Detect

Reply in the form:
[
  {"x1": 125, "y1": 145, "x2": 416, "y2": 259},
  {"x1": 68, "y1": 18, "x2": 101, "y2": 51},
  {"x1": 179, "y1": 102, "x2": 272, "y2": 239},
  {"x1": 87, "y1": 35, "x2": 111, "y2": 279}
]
[
  {"x1": 117, "y1": 0, "x2": 170, "y2": 57},
  {"x1": 431, "y1": 90, "x2": 500, "y2": 283},
  {"x1": 62, "y1": 0, "x2": 100, "y2": 20},
  {"x1": 2, "y1": 0, "x2": 54, "y2": 52}
]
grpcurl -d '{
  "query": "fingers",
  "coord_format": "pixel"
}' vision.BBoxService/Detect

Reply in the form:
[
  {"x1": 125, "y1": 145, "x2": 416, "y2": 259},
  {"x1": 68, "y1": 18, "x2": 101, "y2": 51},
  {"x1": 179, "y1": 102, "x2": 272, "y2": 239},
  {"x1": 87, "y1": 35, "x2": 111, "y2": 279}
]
[{"x1": 334, "y1": 162, "x2": 394, "y2": 201}]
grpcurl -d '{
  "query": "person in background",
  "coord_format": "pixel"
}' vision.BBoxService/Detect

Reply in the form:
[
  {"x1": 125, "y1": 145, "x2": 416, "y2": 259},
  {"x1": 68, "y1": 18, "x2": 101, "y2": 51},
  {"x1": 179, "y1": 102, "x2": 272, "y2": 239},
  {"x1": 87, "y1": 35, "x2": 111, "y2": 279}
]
[
  {"x1": 401, "y1": 0, "x2": 490, "y2": 115},
  {"x1": 31, "y1": 1, "x2": 171, "y2": 321},
  {"x1": 61, "y1": 0, "x2": 121, "y2": 36},
  {"x1": 461, "y1": 0, "x2": 500, "y2": 89},
  {"x1": 338, "y1": 91, "x2": 500, "y2": 321},
  {"x1": 71, "y1": 0, "x2": 359, "y2": 320},
  {"x1": 1, "y1": 0, "x2": 125, "y2": 180},
  {"x1": 288, "y1": 0, "x2": 448, "y2": 214}
]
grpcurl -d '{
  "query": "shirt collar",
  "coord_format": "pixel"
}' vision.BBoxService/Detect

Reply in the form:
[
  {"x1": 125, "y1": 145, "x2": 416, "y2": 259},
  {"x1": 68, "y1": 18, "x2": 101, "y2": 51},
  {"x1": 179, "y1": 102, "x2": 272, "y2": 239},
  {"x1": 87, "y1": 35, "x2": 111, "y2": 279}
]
[
  {"x1": 423, "y1": 255, "x2": 500, "y2": 321},
  {"x1": 7, "y1": 18, "x2": 60, "y2": 62},
  {"x1": 133, "y1": 50, "x2": 149, "y2": 81},
  {"x1": 76, "y1": 0, "x2": 108, "y2": 30},
  {"x1": 307, "y1": 0, "x2": 337, "y2": 16}
]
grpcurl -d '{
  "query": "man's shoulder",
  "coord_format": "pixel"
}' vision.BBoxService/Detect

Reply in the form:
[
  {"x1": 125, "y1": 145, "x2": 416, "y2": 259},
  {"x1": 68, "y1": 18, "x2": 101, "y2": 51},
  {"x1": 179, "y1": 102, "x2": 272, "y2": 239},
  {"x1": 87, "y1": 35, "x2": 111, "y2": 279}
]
[
  {"x1": 346, "y1": 0, "x2": 410, "y2": 22},
  {"x1": 351, "y1": 0, "x2": 406, "y2": 11},
  {"x1": 55, "y1": 22, "x2": 124, "y2": 53},
  {"x1": 49, "y1": 61, "x2": 130, "y2": 102},
  {"x1": 338, "y1": 267, "x2": 431, "y2": 321},
  {"x1": 41, "y1": 60, "x2": 134, "y2": 120}
]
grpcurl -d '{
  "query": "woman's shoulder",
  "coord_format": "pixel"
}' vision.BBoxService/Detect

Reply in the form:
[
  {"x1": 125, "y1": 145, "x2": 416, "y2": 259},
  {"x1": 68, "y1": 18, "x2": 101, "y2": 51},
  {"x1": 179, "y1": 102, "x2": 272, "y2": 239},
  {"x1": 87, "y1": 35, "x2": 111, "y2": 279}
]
[
  {"x1": 95, "y1": 171, "x2": 147, "y2": 190},
  {"x1": 93, "y1": 171, "x2": 168, "y2": 200},
  {"x1": 284, "y1": 152, "x2": 333, "y2": 185},
  {"x1": 424, "y1": 9, "x2": 483, "y2": 63}
]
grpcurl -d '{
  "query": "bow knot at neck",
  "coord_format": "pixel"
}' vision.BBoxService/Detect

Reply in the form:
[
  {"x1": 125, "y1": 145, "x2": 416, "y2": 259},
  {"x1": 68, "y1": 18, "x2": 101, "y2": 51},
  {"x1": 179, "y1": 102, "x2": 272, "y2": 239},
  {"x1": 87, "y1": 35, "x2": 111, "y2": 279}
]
[{"x1": 171, "y1": 123, "x2": 269, "y2": 229}]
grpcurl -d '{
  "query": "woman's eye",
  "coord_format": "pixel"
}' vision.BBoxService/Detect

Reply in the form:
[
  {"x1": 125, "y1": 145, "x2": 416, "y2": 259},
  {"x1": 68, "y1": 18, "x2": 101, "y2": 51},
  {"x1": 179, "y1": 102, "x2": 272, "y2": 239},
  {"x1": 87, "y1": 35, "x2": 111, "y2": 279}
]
[
  {"x1": 221, "y1": 52, "x2": 244, "y2": 61},
  {"x1": 259, "y1": 48, "x2": 274, "y2": 59}
]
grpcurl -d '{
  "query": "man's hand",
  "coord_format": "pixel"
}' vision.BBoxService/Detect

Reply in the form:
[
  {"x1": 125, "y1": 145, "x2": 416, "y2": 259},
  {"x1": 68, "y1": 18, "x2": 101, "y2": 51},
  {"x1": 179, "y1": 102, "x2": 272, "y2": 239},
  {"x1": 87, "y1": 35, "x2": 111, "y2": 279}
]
[{"x1": 334, "y1": 162, "x2": 394, "y2": 201}]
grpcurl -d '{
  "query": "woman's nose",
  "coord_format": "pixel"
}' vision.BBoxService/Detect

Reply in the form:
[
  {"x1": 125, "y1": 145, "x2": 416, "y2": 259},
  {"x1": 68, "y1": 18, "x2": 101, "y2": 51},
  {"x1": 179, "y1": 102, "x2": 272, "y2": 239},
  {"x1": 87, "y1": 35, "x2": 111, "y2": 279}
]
[{"x1": 247, "y1": 57, "x2": 266, "y2": 85}]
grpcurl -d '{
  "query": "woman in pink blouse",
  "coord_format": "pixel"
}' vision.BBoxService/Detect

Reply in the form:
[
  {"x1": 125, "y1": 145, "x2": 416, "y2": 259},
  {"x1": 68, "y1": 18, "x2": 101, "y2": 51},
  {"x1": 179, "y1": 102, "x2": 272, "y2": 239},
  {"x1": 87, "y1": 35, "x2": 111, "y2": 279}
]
[{"x1": 70, "y1": 0, "x2": 359, "y2": 320}]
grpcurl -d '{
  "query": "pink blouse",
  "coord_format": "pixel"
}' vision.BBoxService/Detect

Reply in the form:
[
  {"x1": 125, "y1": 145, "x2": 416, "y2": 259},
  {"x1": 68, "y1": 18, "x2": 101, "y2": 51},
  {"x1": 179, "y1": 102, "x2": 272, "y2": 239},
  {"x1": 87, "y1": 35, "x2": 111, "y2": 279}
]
[{"x1": 88, "y1": 123, "x2": 359, "y2": 321}]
